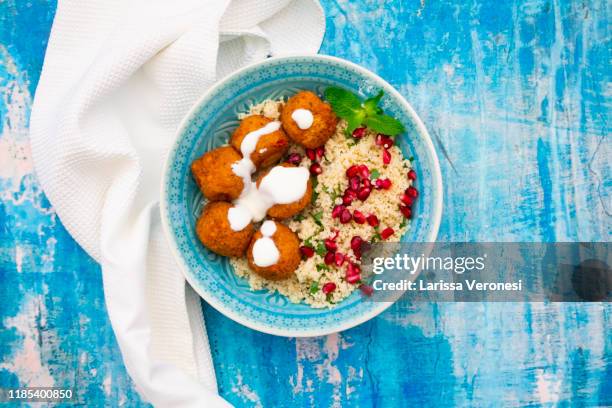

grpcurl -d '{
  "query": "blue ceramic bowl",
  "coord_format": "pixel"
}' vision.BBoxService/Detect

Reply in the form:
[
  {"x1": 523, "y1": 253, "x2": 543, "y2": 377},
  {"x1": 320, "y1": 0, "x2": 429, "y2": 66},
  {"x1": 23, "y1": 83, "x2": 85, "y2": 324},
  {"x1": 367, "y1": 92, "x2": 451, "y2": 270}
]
[{"x1": 161, "y1": 55, "x2": 442, "y2": 337}]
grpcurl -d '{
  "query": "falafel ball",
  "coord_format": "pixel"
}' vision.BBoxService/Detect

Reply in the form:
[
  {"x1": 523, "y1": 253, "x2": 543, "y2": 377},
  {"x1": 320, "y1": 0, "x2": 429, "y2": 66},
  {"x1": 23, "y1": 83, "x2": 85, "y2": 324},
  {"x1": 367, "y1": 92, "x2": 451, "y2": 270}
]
[
  {"x1": 256, "y1": 163, "x2": 312, "y2": 219},
  {"x1": 191, "y1": 146, "x2": 244, "y2": 201},
  {"x1": 280, "y1": 91, "x2": 338, "y2": 148},
  {"x1": 230, "y1": 115, "x2": 290, "y2": 169},
  {"x1": 247, "y1": 222, "x2": 300, "y2": 280},
  {"x1": 196, "y1": 201, "x2": 254, "y2": 257}
]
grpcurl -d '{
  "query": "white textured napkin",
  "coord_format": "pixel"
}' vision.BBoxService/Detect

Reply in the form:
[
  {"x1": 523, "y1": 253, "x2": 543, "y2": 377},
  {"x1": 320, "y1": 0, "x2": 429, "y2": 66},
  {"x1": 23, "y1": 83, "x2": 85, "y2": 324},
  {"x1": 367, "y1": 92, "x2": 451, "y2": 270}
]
[{"x1": 29, "y1": 0, "x2": 324, "y2": 406}]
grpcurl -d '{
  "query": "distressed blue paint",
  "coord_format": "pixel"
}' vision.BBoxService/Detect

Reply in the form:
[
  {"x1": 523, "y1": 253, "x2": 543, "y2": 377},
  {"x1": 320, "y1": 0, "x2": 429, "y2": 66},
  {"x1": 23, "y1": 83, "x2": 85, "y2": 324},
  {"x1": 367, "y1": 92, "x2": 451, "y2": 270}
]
[{"x1": 1, "y1": 0, "x2": 611, "y2": 407}]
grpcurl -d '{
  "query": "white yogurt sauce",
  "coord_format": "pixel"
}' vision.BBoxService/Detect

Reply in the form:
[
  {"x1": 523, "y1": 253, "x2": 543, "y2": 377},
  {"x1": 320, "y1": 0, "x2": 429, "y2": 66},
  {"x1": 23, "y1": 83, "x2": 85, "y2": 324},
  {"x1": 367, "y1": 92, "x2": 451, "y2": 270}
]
[
  {"x1": 227, "y1": 206, "x2": 251, "y2": 231},
  {"x1": 260, "y1": 220, "x2": 277, "y2": 236},
  {"x1": 258, "y1": 166, "x2": 310, "y2": 204},
  {"x1": 231, "y1": 121, "x2": 281, "y2": 181},
  {"x1": 252, "y1": 221, "x2": 279, "y2": 267},
  {"x1": 291, "y1": 109, "x2": 313, "y2": 130},
  {"x1": 226, "y1": 121, "x2": 310, "y2": 256}
]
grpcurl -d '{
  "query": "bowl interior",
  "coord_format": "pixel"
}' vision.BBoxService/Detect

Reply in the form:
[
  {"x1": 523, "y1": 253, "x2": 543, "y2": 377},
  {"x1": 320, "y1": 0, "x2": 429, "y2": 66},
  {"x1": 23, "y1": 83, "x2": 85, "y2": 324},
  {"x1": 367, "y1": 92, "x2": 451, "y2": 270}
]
[{"x1": 163, "y1": 56, "x2": 441, "y2": 336}]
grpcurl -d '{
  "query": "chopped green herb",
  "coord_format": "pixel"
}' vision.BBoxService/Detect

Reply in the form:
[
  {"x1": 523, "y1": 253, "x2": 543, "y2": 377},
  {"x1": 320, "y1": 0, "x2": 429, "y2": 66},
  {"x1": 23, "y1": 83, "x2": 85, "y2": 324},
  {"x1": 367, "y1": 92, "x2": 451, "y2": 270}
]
[
  {"x1": 409, "y1": 156, "x2": 415, "y2": 162},
  {"x1": 370, "y1": 169, "x2": 380, "y2": 180},
  {"x1": 326, "y1": 293, "x2": 336, "y2": 303},
  {"x1": 309, "y1": 281, "x2": 319, "y2": 294},
  {"x1": 399, "y1": 218, "x2": 408, "y2": 229},
  {"x1": 371, "y1": 233, "x2": 381, "y2": 243},
  {"x1": 316, "y1": 263, "x2": 330, "y2": 272},
  {"x1": 311, "y1": 178, "x2": 319, "y2": 203},
  {"x1": 315, "y1": 241, "x2": 327, "y2": 256},
  {"x1": 294, "y1": 213, "x2": 305, "y2": 222},
  {"x1": 311, "y1": 211, "x2": 323, "y2": 226},
  {"x1": 312, "y1": 190, "x2": 319, "y2": 203},
  {"x1": 304, "y1": 237, "x2": 313, "y2": 248},
  {"x1": 334, "y1": 185, "x2": 343, "y2": 201},
  {"x1": 324, "y1": 87, "x2": 405, "y2": 136}
]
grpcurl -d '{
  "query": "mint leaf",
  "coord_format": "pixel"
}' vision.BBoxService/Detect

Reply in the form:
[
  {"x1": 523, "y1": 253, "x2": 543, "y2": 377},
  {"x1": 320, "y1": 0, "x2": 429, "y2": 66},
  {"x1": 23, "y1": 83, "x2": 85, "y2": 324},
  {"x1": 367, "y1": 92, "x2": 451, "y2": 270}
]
[
  {"x1": 363, "y1": 91, "x2": 383, "y2": 116},
  {"x1": 345, "y1": 110, "x2": 365, "y2": 136},
  {"x1": 325, "y1": 87, "x2": 405, "y2": 136},
  {"x1": 370, "y1": 169, "x2": 380, "y2": 180},
  {"x1": 363, "y1": 114, "x2": 405, "y2": 136},
  {"x1": 324, "y1": 87, "x2": 363, "y2": 119}
]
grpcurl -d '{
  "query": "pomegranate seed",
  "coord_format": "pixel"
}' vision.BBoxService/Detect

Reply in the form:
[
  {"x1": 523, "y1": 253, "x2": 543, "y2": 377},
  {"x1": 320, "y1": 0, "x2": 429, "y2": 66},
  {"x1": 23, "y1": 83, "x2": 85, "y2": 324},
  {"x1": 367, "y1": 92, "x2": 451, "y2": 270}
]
[
  {"x1": 366, "y1": 214, "x2": 379, "y2": 227},
  {"x1": 374, "y1": 179, "x2": 384, "y2": 190},
  {"x1": 352, "y1": 127, "x2": 366, "y2": 139},
  {"x1": 375, "y1": 134, "x2": 384, "y2": 146},
  {"x1": 358, "y1": 165, "x2": 370, "y2": 179},
  {"x1": 310, "y1": 162, "x2": 322, "y2": 176},
  {"x1": 353, "y1": 210, "x2": 366, "y2": 224},
  {"x1": 357, "y1": 187, "x2": 371, "y2": 201},
  {"x1": 382, "y1": 137, "x2": 394, "y2": 149},
  {"x1": 330, "y1": 228, "x2": 340, "y2": 240},
  {"x1": 349, "y1": 176, "x2": 361, "y2": 191},
  {"x1": 380, "y1": 178, "x2": 392, "y2": 189},
  {"x1": 347, "y1": 262, "x2": 361, "y2": 276},
  {"x1": 382, "y1": 149, "x2": 391, "y2": 165},
  {"x1": 334, "y1": 252, "x2": 345, "y2": 267},
  {"x1": 300, "y1": 246, "x2": 315, "y2": 258},
  {"x1": 340, "y1": 208, "x2": 352, "y2": 224},
  {"x1": 346, "y1": 273, "x2": 361, "y2": 284},
  {"x1": 407, "y1": 169, "x2": 417, "y2": 181},
  {"x1": 324, "y1": 238, "x2": 338, "y2": 251},
  {"x1": 346, "y1": 263, "x2": 356, "y2": 276},
  {"x1": 381, "y1": 227, "x2": 394, "y2": 240},
  {"x1": 360, "y1": 284, "x2": 374, "y2": 296},
  {"x1": 406, "y1": 186, "x2": 418, "y2": 198},
  {"x1": 362, "y1": 178, "x2": 371, "y2": 188},
  {"x1": 324, "y1": 251, "x2": 335, "y2": 265},
  {"x1": 400, "y1": 193, "x2": 414, "y2": 206},
  {"x1": 399, "y1": 205, "x2": 412, "y2": 218},
  {"x1": 286, "y1": 153, "x2": 302, "y2": 165},
  {"x1": 316, "y1": 146, "x2": 325, "y2": 160},
  {"x1": 350, "y1": 236, "x2": 364, "y2": 252},
  {"x1": 342, "y1": 190, "x2": 356, "y2": 206},
  {"x1": 322, "y1": 282, "x2": 336, "y2": 294},
  {"x1": 346, "y1": 165, "x2": 360, "y2": 178},
  {"x1": 305, "y1": 148, "x2": 316, "y2": 161},
  {"x1": 332, "y1": 204, "x2": 345, "y2": 218}
]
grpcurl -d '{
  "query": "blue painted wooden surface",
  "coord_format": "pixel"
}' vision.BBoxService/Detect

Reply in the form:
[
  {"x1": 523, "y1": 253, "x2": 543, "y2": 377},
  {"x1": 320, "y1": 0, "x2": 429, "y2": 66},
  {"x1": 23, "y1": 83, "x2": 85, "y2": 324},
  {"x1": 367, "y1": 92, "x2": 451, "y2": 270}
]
[{"x1": 1, "y1": 0, "x2": 610, "y2": 406}]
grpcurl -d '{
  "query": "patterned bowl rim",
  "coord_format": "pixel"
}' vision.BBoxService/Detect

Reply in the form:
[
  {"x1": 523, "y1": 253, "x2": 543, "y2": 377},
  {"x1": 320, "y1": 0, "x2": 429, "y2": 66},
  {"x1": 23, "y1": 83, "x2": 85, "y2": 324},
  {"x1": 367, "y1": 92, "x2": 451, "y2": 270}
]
[{"x1": 161, "y1": 54, "x2": 443, "y2": 337}]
